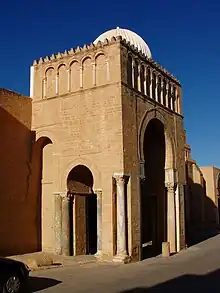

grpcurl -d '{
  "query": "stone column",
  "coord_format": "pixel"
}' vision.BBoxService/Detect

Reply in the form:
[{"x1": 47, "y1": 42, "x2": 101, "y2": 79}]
[
  {"x1": 143, "y1": 66, "x2": 147, "y2": 95},
  {"x1": 106, "y1": 60, "x2": 110, "y2": 82},
  {"x1": 166, "y1": 182, "x2": 177, "y2": 253},
  {"x1": 92, "y1": 62, "x2": 96, "y2": 86},
  {"x1": 43, "y1": 78, "x2": 47, "y2": 98},
  {"x1": 55, "y1": 74, "x2": 59, "y2": 95},
  {"x1": 175, "y1": 184, "x2": 180, "y2": 252},
  {"x1": 165, "y1": 83, "x2": 169, "y2": 108},
  {"x1": 155, "y1": 74, "x2": 158, "y2": 102},
  {"x1": 170, "y1": 84, "x2": 174, "y2": 111},
  {"x1": 80, "y1": 66, "x2": 83, "y2": 88},
  {"x1": 53, "y1": 192, "x2": 64, "y2": 255},
  {"x1": 95, "y1": 189, "x2": 102, "y2": 258},
  {"x1": 138, "y1": 65, "x2": 141, "y2": 92},
  {"x1": 67, "y1": 69, "x2": 71, "y2": 92},
  {"x1": 113, "y1": 173, "x2": 131, "y2": 263},
  {"x1": 132, "y1": 59, "x2": 135, "y2": 88},
  {"x1": 62, "y1": 194, "x2": 71, "y2": 256},
  {"x1": 150, "y1": 76, "x2": 153, "y2": 99}
]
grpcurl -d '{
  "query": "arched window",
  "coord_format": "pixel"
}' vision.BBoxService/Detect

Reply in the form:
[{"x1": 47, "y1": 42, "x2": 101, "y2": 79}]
[
  {"x1": 95, "y1": 53, "x2": 107, "y2": 86},
  {"x1": 140, "y1": 65, "x2": 145, "y2": 94},
  {"x1": 146, "y1": 68, "x2": 151, "y2": 97},
  {"x1": 163, "y1": 79, "x2": 167, "y2": 106},
  {"x1": 133, "y1": 60, "x2": 139, "y2": 90},
  {"x1": 168, "y1": 83, "x2": 172, "y2": 109},
  {"x1": 157, "y1": 76, "x2": 161, "y2": 104},
  {"x1": 45, "y1": 67, "x2": 56, "y2": 98},
  {"x1": 172, "y1": 85, "x2": 176, "y2": 112},
  {"x1": 127, "y1": 55, "x2": 133, "y2": 86},
  {"x1": 152, "y1": 72, "x2": 156, "y2": 100},
  {"x1": 82, "y1": 57, "x2": 93, "y2": 89}
]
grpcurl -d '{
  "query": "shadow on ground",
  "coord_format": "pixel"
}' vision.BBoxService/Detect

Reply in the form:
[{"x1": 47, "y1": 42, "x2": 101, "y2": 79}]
[
  {"x1": 29, "y1": 276, "x2": 61, "y2": 292},
  {"x1": 120, "y1": 269, "x2": 220, "y2": 293},
  {"x1": 186, "y1": 226, "x2": 219, "y2": 247}
]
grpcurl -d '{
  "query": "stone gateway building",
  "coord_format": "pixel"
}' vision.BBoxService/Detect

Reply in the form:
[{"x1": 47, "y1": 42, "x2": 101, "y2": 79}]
[
  {"x1": 29, "y1": 27, "x2": 186, "y2": 262},
  {"x1": 10, "y1": 26, "x2": 220, "y2": 263}
]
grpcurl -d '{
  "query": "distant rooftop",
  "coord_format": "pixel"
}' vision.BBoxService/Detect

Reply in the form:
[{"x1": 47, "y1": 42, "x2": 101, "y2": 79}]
[{"x1": 0, "y1": 88, "x2": 24, "y2": 97}]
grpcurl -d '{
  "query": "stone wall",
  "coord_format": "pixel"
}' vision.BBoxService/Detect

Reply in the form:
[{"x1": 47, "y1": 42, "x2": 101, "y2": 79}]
[
  {"x1": 185, "y1": 159, "x2": 205, "y2": 225},
  {"x1": 0, "y1": 89, "x2": 37, "y2": 255},
  {"x1": 120, "y1": 43, "x2": 186, "y2": 259},
  {"x1": 200, "y1": 166, "x2": 220, "y2": 224},
  {"x1": 31, "y1": 41, "x2": 124, "y2": 255}
]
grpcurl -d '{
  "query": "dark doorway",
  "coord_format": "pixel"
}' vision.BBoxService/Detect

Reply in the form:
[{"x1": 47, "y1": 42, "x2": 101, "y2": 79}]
[
  {"x1": 67, "y1": 165, "x2": 97, "y2": 255},
  {"x1": 141, "y1": 118, "x2": 166, "y2": 259},
  {"x1": 86, "y1": 194, "x2": 97, "y2": 254}
]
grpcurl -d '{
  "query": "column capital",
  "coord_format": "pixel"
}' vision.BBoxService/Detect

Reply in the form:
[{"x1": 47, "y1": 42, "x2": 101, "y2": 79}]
[
  {"x1": 113, "y1": 173, "x2": 129, "y2": 184},
  {"x1": 53, "y1": 192, "x2": 67, "y2": 198},
  {"x1": 53, "y1": 192, "x2": 73, "y2": 201},
  {"x1": 94, "y1": 189, "x2": 102, "y2": 198},
  {"x1": 165, "y1": 182, "x2": 176, "y2": 192}
]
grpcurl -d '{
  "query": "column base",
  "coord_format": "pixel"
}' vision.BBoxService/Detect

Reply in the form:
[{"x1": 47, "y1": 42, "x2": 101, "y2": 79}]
[
  {"x1": 94, "y1": 250, "x2": 103, "y2": 259},
  {"x1": 113, "y1": 253, "x2": 131, "y2": 264},
  {"x1": 54, "y1": 249, "x2": 62, "y2": 256}
]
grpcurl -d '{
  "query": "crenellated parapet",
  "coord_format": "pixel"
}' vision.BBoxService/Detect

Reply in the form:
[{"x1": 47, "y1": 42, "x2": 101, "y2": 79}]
[
  {"x1": 121, "y1": 38, "x2": 182, "y2": 114},
  {"x1": 120, "y1": 38, "x2": 180, "y2": 85},
  {"x1": 30, "y1": 37, "x2": 122, "y2": 100},
  {"x1": 32, "y1": 36, "x2": 121, "y2": 67},
  {"x1": 30, "y1": 35, "x2": 181, "y2": 116},
  {"x1": 32, "y1": 36, "x2": 180, "y2": 85}
]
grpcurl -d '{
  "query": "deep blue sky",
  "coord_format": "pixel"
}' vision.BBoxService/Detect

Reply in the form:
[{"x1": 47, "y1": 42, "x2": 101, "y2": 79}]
[{"x1": 0, "y1": 0, "x2": 219, "y2": 167}]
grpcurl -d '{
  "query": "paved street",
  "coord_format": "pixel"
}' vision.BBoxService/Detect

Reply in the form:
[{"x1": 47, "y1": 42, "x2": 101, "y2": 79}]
[{"x1": 30, "y1": 234, "x2": 220, "y2": 293}]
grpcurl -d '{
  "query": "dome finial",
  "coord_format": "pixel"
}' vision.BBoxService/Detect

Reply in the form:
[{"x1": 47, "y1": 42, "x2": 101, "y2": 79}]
[{"x1": 116, "y1": 26, "x2": 120, "y2": 29}]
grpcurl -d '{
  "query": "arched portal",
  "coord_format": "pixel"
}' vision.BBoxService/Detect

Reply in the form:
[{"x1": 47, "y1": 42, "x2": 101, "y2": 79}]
[
  {"x1": 30, "y1": 136, "x2": 52, "y2": 251},
  {"x1": 141, "y1": 118, "x2": 167, "y2": 259},
  {"x1": 67, "y1": 165, "x2": 97, "y2": 255}
]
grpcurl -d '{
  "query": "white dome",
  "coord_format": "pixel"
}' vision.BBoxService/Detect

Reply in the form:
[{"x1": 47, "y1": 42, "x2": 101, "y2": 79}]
[{"x1": 94, "y1": 27, "x2": 152, "y2": 58}]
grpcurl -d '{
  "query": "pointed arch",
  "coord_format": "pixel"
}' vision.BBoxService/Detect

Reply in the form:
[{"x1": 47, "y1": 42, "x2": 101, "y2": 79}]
[
  {"x1": 57, "y1": 63, "x2": 67, "y2": 95},
  {"x1": 139, "y1": 109, "x2": 176, "y2": 170}
]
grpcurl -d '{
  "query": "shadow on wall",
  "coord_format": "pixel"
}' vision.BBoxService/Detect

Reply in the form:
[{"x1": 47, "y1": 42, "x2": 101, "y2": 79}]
[
  {"x1": 119, "y1": 269, "x2": 220, "y2": 293},
  {"x1": 0, "y1": 106, "x2": 40, "y2": 255},
  {"x1": 185, "y1": 176, "x2": 220, "y2": 247}
]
